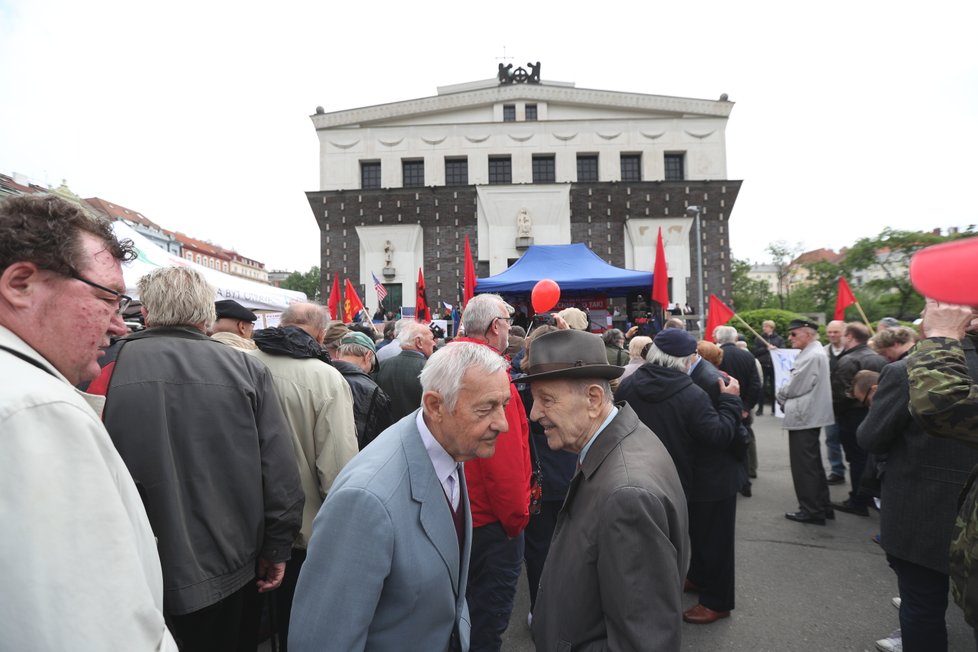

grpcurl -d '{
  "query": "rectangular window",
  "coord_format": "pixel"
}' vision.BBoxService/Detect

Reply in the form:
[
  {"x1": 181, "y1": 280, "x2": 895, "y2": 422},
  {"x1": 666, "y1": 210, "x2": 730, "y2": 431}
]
[
  {"x1": 577, "y1": 154, "x2": 598, "y2": 182},
  {"x1": 445, "y1": 157, "x2": 469, "y2": 186},
  {"x1": 620, "y1": 154, "x2": 642, "y2": 182},
  {"x1": 532, "y1": 155, "x2": 556, "y2": 184},
  {"x1": 402, "y1": 159, "x2": 425, "y2": 187},
  {"x1": 503, "y1": 104, "x2": 516, "y2": 122},
  {"x1": 360, "y1": 161, "x2": 381, "y2": 189},
  {"x1": 525, "y1": 104, "x2": 538, "y2": 121},
  {"x1": 664, "y1": 153, "x2": 685, "y2": 181},
  {"x1": 488, "y1": 156, "x2": 512, "y2": 184}
]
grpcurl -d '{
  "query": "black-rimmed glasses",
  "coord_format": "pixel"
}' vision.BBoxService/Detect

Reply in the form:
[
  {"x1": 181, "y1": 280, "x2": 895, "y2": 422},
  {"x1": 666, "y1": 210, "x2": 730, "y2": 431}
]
[{"x1": 69, "y1": 269, "x2": 133, "y2": 314}]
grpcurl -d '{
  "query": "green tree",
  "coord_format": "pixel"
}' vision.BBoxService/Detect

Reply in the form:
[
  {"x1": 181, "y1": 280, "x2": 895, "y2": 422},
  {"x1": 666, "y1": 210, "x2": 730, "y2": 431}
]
[
  {"x1": 842, "y1": 228, "x2": 954, "y2": 320},
  {"x1": 280, "y1": 266, "x2": 321, "y2": 301},
  {"x1": 786, "y1": 259, "x2": 846, "y2": 316},
  {"x1": 766, "y1": 241, "x2": 802, "y2": 310},
  {"x1": 731, "y1": 258, "x2": 773, "y2": 311}
]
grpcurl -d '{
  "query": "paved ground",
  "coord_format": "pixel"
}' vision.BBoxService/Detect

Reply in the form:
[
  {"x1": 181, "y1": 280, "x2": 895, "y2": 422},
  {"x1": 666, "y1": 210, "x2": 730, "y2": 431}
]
[
  {"x1": 500, "y1": 412, "x2": 975, "y2": 651},
  {"x1": 263, "y1": 413, "x2": 974, "y2": 651}
]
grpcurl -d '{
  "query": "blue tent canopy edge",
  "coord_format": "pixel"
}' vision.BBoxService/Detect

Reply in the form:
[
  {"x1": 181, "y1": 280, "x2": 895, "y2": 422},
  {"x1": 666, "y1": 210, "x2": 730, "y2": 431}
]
[{"x1": 475, "y1": 243, "x2": 653, "y2": 295}]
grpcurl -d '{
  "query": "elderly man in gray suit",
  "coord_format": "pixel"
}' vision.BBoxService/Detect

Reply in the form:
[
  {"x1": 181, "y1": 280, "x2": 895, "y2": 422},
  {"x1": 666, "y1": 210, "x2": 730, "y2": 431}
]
[
  {"x1": 778, "y1": 318, "x2": 836, "y2": 525},
  {"x1": 289, "y1": 342, "x2": 512, "y2": 652},
  {"x1": 521, "y1": 329, "x2": 690, "y2": 651}
]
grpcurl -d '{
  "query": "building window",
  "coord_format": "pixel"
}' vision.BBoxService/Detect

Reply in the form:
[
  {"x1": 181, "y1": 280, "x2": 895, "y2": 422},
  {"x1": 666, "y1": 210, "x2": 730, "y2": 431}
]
[
  {"x1": 488, "y1": 156, "x2": 512, "y2": 184},
  {"x1": 532, "y1": 155, "x2": 556, "y2": 184},
  {"x1": 621, "y1": 154, "x2": 642, "y2": 182},
  {"x1": 664, "y1": 153, "x2": 685, "y2": 181},
  {"x1": 503, "y1": 105, "x2": 516, "y2": 122},
  {"x1": 361, "y1": 161, "x2": 381, "y2": 189},
  {"x1": 525, "y1": 104, "x2": 538, "y2": 121},
  {"x1": 577, "y1": 154, "x2": 598, "y2": 182},
  {"x1": 402, "y1": 159, "x2": 425, "y2": 187},
  {"x1": 445, "y1": 157, "x2": 469, "y2": 186}
]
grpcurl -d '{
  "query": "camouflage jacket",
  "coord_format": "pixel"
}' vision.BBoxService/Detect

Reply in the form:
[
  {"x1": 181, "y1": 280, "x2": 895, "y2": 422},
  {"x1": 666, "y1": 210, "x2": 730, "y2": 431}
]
[{"x1": 907, "y1": 333, "x2": 978, "y2": 626}]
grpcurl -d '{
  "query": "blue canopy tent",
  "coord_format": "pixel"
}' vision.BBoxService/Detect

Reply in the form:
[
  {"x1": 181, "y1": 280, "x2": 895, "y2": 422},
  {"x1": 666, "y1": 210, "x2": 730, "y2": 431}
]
[{"x1": 475, "y1": 243, "x2": 653, "y2": 295}]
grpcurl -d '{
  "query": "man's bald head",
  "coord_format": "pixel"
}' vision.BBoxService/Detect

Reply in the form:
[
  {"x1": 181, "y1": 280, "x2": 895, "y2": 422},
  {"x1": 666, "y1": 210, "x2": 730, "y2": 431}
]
[{"x1": 281, "y1": 302, "x2": 329, "y2": 343}]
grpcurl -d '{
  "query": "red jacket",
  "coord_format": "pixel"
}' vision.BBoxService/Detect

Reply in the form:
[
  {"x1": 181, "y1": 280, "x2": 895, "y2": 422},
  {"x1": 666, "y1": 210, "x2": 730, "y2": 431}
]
[{"x1": 454, "y1": 337, "x2": 531, "y2": 536}]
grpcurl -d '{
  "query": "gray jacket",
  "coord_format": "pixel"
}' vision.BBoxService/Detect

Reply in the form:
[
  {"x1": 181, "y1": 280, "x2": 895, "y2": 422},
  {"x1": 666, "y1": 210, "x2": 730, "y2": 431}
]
[
  {"x1": 101, "y1": 327, "x2": 304, "y2": 615},
  {"x1": 777, "y1": 341, "x2": 834, "y2": 430}
]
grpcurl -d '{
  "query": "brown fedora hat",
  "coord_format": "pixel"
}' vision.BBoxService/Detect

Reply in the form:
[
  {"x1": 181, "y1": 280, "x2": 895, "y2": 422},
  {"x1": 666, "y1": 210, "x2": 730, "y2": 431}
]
[{"x1": 518, "y1": 329, "x2": 625, "y2": 382}]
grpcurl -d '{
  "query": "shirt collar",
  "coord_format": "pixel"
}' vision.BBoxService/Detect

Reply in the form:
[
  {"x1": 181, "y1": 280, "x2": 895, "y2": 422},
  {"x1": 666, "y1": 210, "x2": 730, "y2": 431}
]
[
  {"x1": 579, "y1": 406, "x2": 619, "y2": 465},
  {"x1": 416, "y1": 410, "x2": 458, "y2": 485}
]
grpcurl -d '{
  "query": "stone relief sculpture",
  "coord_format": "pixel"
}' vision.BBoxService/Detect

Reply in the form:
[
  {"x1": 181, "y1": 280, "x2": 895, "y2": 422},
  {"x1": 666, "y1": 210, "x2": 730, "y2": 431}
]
[
  {"x1": 384, "y1": 240, "x2": 393, "y2": 265},
  {"x1": 517, "y1": 208, "x2": 532, "y2": 237}
]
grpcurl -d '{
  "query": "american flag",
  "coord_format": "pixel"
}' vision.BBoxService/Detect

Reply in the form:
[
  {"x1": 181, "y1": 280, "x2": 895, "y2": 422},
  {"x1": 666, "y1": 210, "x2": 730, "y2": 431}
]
[{"x1": 372, "y1": 272, "x2": 388, "y2": 302}]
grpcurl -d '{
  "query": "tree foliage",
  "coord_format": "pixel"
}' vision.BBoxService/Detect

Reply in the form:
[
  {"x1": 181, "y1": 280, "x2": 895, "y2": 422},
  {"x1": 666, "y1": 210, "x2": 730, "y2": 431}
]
[
  {"x1": 280, "y1": 266, "x2": 321, "y2": 301},
  {"x1": 731, "y1": 258, "x2": 773, "y2": 311},
  {"x1": 766, "y1": 241, "x2": 802, "y2": 309}
]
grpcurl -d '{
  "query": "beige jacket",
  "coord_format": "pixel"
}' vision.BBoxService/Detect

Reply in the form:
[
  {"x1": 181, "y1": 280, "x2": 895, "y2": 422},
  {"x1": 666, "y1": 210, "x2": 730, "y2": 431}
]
[{"x1": 249, "y1": 349, "x2": 359, "y2": 548}]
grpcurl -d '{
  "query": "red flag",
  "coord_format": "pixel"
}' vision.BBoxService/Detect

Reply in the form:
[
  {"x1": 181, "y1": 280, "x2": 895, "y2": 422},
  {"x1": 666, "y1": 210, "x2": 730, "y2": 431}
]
[
  {"x1": 463, "y1": 234, "x2": 477, "y2": 308},
  {"x1": 705, "y1": 294, "x2": 736, "y2": 342},
  {"x1": 651, "y1": 227, "x2": 670, "y2": 307},
  {"x1": 327, "y1": 274, "x2": 341, "y2": 320},
  {"x1": 416, "y1": 268, "x2": 431, "y2": 323},
  {"x1": 835, "y1": 277, "x2": 857, "y2": 320},
  {"x1": 342, "y1": 278, "x2": 365, "y2": 323}
]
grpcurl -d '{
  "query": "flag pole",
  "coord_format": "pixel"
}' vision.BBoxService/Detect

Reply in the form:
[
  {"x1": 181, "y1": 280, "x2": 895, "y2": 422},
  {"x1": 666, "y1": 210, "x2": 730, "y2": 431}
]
[{"x1": 852, "y1": 301, "x2": 872, "y2": 326}]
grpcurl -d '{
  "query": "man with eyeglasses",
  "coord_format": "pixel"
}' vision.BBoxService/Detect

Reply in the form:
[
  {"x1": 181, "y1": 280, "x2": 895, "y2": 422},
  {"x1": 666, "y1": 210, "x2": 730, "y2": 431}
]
[
  {"x1": 454, "y1": 293, "x2": 531, "y2": 652},
  {"x1": 778, "y1": 319, "x2": 836, "y2": 525},
  {"x1": 0, "y1": 194, "x2": 176, "y2": 650}
]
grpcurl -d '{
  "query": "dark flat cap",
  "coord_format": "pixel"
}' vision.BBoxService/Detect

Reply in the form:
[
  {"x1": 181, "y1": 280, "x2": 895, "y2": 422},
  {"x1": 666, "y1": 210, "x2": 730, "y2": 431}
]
[
  {"x1": 518, "y1": 329, "x2": 624, "y2": 382},
  {"x1": 786, "y1": 318, "x2": 819, "y2": 331},
  {"x1": 215, "y1": 299, "x2": 256, "y2": 322},
  {"x1": 653, "y1": 328, "x2": 697, "y2": 357}
]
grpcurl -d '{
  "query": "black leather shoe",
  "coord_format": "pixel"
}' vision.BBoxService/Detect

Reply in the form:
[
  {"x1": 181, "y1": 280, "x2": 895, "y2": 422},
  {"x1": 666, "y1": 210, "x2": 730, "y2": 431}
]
[
  {"x1": 785, "y1": 510, "x2": 826, "y2": 525},
  {"x1": 826, "y1": 474, "x2": 846, "y2": 485},
  {"x1": 740, "y1": 483, "x2": 752, "y2": 498},
  {"x1": 755, "y1": 409, "x2": 763, "y2": 416},
  {"x1": 831, "y1": 500, "x2": 869, "y2": 516},
  {"x1": 825, "y1": 509, "x2": 835, "y2": 520}
]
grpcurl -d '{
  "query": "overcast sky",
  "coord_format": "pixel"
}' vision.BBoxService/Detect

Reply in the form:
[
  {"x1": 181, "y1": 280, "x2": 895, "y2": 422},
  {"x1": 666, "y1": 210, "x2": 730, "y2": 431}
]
[{"x1": 2, "y1": 0, "x2": 976, "y2": 272}]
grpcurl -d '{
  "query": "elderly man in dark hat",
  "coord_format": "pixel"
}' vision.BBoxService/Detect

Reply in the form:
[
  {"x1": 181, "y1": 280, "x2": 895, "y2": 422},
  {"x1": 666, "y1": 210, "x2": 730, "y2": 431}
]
[
  {"x1": 523, "y1": 329, "x2": 689, "y2": 651},
  {"x1": 616, "y1": 328, "x2": 744, "y2": 626},
  {"x1": 209, "y1": 299, "x2": 258, "y2": 350},
  {"x1": 778, "y1": 318, "x2": 835, "y2": 525}
]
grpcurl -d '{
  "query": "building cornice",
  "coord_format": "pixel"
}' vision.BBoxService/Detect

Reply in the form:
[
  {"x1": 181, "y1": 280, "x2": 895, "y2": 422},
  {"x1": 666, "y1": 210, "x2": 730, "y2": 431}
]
[{"x1": 311, "y1": 83, "x2": 733, "y2": 130}]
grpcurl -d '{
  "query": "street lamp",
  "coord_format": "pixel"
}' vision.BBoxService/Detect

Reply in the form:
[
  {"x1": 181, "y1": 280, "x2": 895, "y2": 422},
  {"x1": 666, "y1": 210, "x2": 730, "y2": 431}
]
[{"x1": 686, "y1": 205, "x2": 704, "y2": 333}]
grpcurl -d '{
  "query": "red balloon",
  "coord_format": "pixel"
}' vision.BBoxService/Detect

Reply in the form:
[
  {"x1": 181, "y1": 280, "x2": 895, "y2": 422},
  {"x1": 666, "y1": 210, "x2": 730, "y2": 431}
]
[
  {"x1": 531, "y1": 279, "x2": 561, "y2": 313},
  {"x1": 910, "y1": 236, "x2": 978, "y2": 305}
]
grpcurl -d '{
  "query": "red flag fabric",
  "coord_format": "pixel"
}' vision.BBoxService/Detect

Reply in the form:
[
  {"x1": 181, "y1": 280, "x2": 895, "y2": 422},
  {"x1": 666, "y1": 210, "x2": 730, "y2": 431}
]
[
  {"x1": 835, "y1": 277, "x2": 857, "y2": 320},
  {"x1": 651, "y1": 227, "x2": 670, "y2": 307},
  {"x1": 416, "y1": 268, "x2": 431, "y2": 323},
  {"x1": 463, "y1": 234, "x2": 477, "y2": 308},
  {"x1": 343, "y1": 278, "x2": 365, "y2": 323},
  {"x1": 327, "y1": 274, "x2": 341, "y2": 320},
  {"x1": 705, "y1": 294, "x2": 736, "y2": 342}
]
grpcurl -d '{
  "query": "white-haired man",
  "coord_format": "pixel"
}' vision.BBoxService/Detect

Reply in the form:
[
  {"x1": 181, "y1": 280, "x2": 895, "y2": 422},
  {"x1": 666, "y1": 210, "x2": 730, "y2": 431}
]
[
  {"x1": 92, "y1": 266, "x2": 303, "y2": 651},
  {"x1": 526, "y1": 329, "x2": 690, "y2": 650},
  {"x1": 454, "y1": 293, "x2": 531, "y2": 650},
  {"x1": 289, "y1": 342, "x2": 512, "y2": 652},
  {"x1": 249, "y1": 302, "x2": 359, "y2": 650},
  {"x1": 376, "y1": 318, "x2": 436, "y2": 420},
  {"x1": 0, "y1": 194, "x2": 177, "y2": 650},
  {"x1": 714, "y1": 325, "x2": 762, "y2": 485}
]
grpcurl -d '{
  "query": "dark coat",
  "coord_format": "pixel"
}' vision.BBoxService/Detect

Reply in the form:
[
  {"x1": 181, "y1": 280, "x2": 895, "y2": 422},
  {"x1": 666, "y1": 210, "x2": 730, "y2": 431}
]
[
  {"x1": 331, "y1": 359, "x2": 393, "y2": 450},
  {"x1": 753, "y1": 332, "x2": 785, "y2": 370},
  {"x1": 531, "y1": 404, "x2": 689, "y2": 652},
  {"x1": 616, "y1": 363, "x2": 745, "y2": 501},
  {"x1": 719, "y1": 342, "x2": 762, "y2": 413},
  {"x1": 832, "y1": 343, "x2": 887, "y2": 415},
  {"x1": 375, "y1": 350, "x2": 427, "y2": 421},
  {"x1": 857, "y1": 359, "x2": 978, "y2": 574}
]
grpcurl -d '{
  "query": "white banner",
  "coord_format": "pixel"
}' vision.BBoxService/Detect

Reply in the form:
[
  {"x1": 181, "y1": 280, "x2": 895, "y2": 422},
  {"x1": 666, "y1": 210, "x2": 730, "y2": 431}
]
[{"x1": 770, "y1": 348, "x2": 800, "y2": 418}]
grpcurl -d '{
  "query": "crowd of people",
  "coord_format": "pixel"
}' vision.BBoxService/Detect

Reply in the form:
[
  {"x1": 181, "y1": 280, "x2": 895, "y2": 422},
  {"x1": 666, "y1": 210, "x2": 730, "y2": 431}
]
[{"x1": 3, "y1": 193, "x2": 978, "y2": 652}]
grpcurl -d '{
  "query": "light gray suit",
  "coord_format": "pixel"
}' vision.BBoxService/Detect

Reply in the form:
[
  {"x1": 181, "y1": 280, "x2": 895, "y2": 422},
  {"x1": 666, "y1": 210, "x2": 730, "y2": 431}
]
[{"x1": 289, "y1": 411, "x2": 471, "y2": 652}]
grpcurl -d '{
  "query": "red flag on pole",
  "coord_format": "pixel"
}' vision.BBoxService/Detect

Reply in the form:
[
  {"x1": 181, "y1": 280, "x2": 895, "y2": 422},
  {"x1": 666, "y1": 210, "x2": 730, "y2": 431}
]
[
  {"x1": 835, "y1": 277, "x2": 857, "y2": 320},
  {"x1": 416, "y1": 268, "x2": 431, "y2": 323},
  {"x1": 463, "y1": 234, "x2": 477, "y2": 308},
  {"x1": 651, "y1": 227, "x2": 670, "y2": 308},
  {"x1": 327, "y1": 274, "x2": 341, "y2": 320},
  {"x1": 342, "y1": 278, "x2": 365, "y2": 323},
  {"x1": 705, "y1": 294, "x2": 736, "y2": 342}
]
